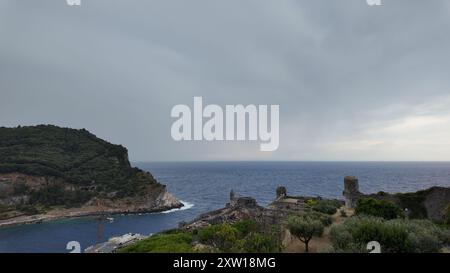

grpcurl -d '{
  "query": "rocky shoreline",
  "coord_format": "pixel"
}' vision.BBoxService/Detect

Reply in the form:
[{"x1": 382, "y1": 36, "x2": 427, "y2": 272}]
[{"x1": 0, "y1": 190, "x2": 183, "y2": 228}]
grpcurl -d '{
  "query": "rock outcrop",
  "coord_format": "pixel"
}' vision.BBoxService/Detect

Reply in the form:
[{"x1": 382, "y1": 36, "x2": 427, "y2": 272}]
[
  {"x1": 85, "y1": 233, "x2": 148, "y2": 253},
  {"x1": 179, "y1": 190, "x2": 270, "y2": 231}
]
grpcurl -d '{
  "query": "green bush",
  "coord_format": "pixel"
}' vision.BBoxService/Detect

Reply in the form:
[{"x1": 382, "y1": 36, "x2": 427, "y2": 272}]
[
  {"x1": 198, "y1": 224, "x2": 240, "y2": 252},
  {"x1": 308, "y1": 211, "x2": 332, "y2": 227},
  {"x1": 242, "y1": 232, "x2": 280, "y2": 253},
  {"x1": 119, "y1": 232, "x2": 194, "y2": 253},
  {"x1": 355, "y1": 198, "x2": 404, "y2": 220},
  {"x1": 233, "y1": 219, "x2": 259, "y2": 237},
  {"x1": 329, "y1": 226, "x2": 355, "y2": 251},
  {"x1": 330, "y1": 216, "x2": 449, "y2": 253},
  {"x1": 310, "y1": 199, "x2": 342, "y2": 215},
  {"x1": 197, "y1": 220, "x2": 281, "y2": 253},
  {"x1": 29, "y1": 183, "x2": 92, "y2": 208},
  {"x1": 0, "y1": 204, "x2": 9, "y2": 213},
  {"x1": 305, "y1": 199, "x2": 318, "y2": 206},
  {"x1": 17, "y1": 204, "x2": 40, "y2": 215},
  {"x1": 397, "y1": 219, "x2": 449, "y2": 252},
  {"x1": 439, "y1": 229, "x2": 450, "y2": 245},
  {"x1": 396, "y1": 190, "x2": 429, "y2": 219}
]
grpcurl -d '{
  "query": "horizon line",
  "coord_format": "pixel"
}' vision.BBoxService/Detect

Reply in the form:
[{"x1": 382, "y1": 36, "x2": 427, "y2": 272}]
[{"x1": 132, "y1": 160, "x2": 450, "y2": 163}]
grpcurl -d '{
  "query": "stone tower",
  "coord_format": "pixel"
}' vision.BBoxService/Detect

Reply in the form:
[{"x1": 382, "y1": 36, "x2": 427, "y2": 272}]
[
  {"x1": 276, "y1": 186, "x2": 287, "y2": 200},
  {"x1": 229, "y1": 189, "x2": 236, "y2": 205},
  {"x1": 343, "y1": 176, "x2": 362, "y2": 208},
  {"x1": 230, "y1": 189, "x2": 235, "y2": 201}
]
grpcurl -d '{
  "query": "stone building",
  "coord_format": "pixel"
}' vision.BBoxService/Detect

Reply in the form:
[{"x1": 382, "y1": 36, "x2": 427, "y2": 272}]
[{"x1": 229, "y1": 190, "x2": 257, "y2": 208}]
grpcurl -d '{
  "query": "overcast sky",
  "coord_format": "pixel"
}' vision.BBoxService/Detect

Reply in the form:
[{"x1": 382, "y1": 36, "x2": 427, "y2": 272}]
[{"x1": 1, "y1": 0, "x2": 450, "y2": 161}]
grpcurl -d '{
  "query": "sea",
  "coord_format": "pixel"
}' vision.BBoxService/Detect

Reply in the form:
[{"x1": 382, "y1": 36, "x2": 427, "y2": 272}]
[{"x1": 1, "y1": 161, "x2": 450, "y2": 253}]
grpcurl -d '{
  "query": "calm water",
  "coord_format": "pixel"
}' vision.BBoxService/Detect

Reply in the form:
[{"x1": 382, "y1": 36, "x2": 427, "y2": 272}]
[{"x1": 1, "y1": 161, "x2": 450, "y2": 253}]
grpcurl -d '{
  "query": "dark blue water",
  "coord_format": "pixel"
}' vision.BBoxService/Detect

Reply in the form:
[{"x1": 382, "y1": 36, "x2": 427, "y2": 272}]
[{"x1": 1, "y1": 162, "x2": 450, "y2": 253}]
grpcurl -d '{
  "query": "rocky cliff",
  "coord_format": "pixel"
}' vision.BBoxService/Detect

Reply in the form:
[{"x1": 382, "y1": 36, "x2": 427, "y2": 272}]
[{"x1": 0, "y1": 125, "x2": 183, "y2": 226}]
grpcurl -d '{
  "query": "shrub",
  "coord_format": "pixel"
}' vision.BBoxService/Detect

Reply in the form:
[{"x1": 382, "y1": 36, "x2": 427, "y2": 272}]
[
  {"x1": 396, "y1": 190, "x2": 429, "y2": 219},
  {"x1": 394, "y1": 219, "x2": 448, "y2": 253},
  {"x1": 233, "y1": 219, "x2": 259, "y2": 237},
  {"x1": 329, "y1": 225, "x2": 354, "y2": 252},
  {"x1": 242, "y1": 232, "x2": 280, "y2": 253},
  {"x1": 308, "y1": 211, "x2": 332, "y2": 227},
  {"x1": 439, "y1": 229, "x2": 450, "y2": 245},
  {"x1": 196, "y1": 220, "x2": 281, "y2": 253},
  {"x1": 0, "y1": 204, "x2": 9, "y2": 213},
  {"x1": 330, "y1": 216, "x2": 448, "y2": 253},
  {"x1": 305, "y1": 199, "x2": 317, "y2": 206},
  {"x1": 198, "y1": 224, "x2": 240, "y2": 252},
  {"x1": 29, "y1": 184, "x2": 92, "y2": 208},
  {"x1": 311, "y1": 200, "x2": 342, "y2": 215},
  {"x1": 355, "y1": 198, "x2": 404, "y2": 220},
  {"x1": 17, "y1": 204, "x2": 40, "y2": 215}
]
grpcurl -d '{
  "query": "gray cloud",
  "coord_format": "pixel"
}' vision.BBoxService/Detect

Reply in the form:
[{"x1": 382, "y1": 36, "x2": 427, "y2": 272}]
[{"x1": 1, "y1": 0, "x2": 450, "y2": 161}]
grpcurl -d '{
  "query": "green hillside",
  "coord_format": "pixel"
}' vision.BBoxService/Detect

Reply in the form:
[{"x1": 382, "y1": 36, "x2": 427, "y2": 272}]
[{"x1": 0, "y1": 125, "x2": 164, "y2": 216}]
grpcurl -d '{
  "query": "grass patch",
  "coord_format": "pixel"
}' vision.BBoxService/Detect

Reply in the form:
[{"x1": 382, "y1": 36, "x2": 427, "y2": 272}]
[{"x1": 119, "y1": 231, "x2": 195, "y2": 253}]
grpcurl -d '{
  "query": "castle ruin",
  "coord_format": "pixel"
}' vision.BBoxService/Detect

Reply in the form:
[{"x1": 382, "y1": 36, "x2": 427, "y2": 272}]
[
  {"x1": 229, "y1": 190, "x2": 257, "y2": 208},
  {"x1": 343, "y1": 176, "x2": 362, "y2": 208}
]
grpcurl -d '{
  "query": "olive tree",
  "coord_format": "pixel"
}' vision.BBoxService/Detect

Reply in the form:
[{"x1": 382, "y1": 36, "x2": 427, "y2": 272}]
[{"x1": 286, "y1": 214, "x2": 325, "y2": 253}]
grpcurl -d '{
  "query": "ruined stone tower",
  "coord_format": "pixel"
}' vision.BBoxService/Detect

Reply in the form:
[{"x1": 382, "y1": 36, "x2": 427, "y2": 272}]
[
  {"x1": 343, "y1": 176, "x2": 362, "y2": 208},
  {"x1": 230, "y1": 189, "x2": 235, "y2": 201},
  {"x1": 276, "y1": 186, "x2": 287, "y2": 200}
]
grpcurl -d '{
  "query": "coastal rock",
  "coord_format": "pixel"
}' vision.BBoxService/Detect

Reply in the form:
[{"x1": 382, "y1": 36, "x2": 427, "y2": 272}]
[
  {"x1": 181, "y1": 192, "x2": 266, "y2": 230},
  {"x1": 154, "y1": 190, "x2": 183, "y2": 210},
  {"x1": 85, "y1": 233, "x2": 147, "y2": 253}
]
